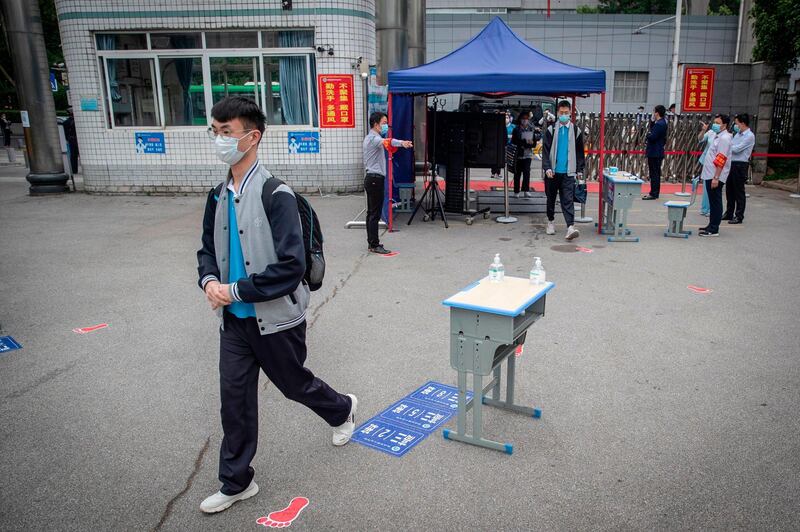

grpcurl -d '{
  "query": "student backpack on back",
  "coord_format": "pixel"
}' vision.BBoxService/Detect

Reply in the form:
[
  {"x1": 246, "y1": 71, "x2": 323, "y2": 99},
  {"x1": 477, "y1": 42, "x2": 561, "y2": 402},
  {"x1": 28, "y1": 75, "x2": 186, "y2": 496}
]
[{"x1": 261, "y1": 177, "x2": 325, "y2": 291}]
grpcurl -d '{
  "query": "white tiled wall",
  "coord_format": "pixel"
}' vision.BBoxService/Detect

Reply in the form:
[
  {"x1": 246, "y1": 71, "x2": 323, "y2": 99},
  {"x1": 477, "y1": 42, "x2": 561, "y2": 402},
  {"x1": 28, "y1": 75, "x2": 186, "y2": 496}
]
[{"x1": 55, "y1": 0, "x2": 376, "y2": 194}]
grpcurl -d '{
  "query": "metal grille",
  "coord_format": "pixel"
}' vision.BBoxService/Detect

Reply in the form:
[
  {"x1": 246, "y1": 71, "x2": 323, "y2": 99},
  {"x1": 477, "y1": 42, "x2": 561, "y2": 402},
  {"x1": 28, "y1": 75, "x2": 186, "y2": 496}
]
[
  {"x1": 577, "y1": 112, "x2": 724, "y2": 184},
  {"x1": 770, "y1": 89, "x2": 795, "y2": 152}
]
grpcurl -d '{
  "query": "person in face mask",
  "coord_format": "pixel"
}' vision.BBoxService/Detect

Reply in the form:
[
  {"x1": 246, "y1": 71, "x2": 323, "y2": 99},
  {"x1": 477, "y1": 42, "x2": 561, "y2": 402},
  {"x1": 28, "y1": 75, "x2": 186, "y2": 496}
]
[
  {"x1": 197, "y1": 97, "x2": 358, "y2": 514},
  {"x1": 541, "y1": 100, "x2": 585, "y2": 241},
  {"x1": 511, "y1": 110, "x2": 535, "y2": 198},
  {"x1": 362, "y1": 111, "x2": 413, "y2": 254},
  {"x1": 642, "y1": 105, "x2": 668, "y2": 200}
]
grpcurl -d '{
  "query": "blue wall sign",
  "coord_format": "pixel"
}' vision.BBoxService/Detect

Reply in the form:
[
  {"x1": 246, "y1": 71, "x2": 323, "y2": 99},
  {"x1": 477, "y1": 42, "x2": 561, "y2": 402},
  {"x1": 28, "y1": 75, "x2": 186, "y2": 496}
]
[
  {"x1": 135, "y1": 132, "x2": 165, "y2": 154},
  {"x1": 287, "y1": 132, "x2": 319, "y2": 154},
  {"x1": 50, "y1": 72, "x2": 58, "y2": 92},
  {"x1": 352, "y1": 420, "x2": 427, "y2": 457},
  {"x1": 0, "y1": 336, "x2": 22, "y2": 354},
  {"x1": 409, "y1": 381, "x2": 473, "y2": 410},
  {"x1": 80, "y1": 98, "x2": 99, "y2": 112}
]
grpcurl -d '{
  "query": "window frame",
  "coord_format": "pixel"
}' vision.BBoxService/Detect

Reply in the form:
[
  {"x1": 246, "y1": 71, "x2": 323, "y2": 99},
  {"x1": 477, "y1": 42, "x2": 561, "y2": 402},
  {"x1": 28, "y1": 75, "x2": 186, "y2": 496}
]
[
  {"x1": 613, "y1": 71, "x2": 649, "y2": 105},
  {"x1": 95, "y1": 30, "x2": 318, "y2": 131}
]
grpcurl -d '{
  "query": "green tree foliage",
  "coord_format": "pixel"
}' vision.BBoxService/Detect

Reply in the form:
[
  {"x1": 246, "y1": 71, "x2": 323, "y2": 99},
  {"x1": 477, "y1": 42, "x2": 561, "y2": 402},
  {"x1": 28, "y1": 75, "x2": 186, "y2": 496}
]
[
  {"x1": 579, "y1": 0, "x2": 739, "y2": 15},
  {"x1": 751, "y1": 0, "x2": 800, "y2": 75}
]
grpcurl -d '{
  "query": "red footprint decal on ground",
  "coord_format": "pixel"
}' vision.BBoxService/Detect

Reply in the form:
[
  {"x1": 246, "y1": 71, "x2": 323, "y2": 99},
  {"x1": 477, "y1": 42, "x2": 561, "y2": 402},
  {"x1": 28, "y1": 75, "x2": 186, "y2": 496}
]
[
  {"x1": 72, "y1": 323, "x2": 109, "y2": 334},
  {"x1": 377, "y1": 251, "x2": 399, "y2": 258},
  {"x1": 515, "y1": 345, "x2": 524, "y2": 357},
  {"x1": 575, "y1": 246, "x2": 594, "y2": 253},
  {"x1": 687, "y1": 285, "x2": 713, "y2": 294},
  {"x1": 256, "y1": 497, "x2": 309, "y2": 528}
]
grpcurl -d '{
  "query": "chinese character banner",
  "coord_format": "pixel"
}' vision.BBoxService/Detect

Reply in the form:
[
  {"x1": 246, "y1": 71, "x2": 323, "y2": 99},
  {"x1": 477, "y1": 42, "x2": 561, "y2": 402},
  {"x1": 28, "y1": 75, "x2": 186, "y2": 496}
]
[
  {"x1": 682, "y1": 67, "x2": 715, "y2": 112},
  {"x1": 318, "y1": 74, "x2": 355, "y2": 128}
]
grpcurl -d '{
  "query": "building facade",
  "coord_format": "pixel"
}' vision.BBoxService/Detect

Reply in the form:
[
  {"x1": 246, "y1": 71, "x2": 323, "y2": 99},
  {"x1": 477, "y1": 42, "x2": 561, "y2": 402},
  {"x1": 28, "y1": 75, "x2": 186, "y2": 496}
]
[{"x1": 55, "y1": 0, "x2": 375, "y2": 194}]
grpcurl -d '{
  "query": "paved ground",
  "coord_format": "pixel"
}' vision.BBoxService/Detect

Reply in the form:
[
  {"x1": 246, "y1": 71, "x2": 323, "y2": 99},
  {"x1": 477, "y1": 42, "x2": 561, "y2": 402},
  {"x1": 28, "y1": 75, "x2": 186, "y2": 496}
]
[{"x1": 1, "y1": 167, "x2": 799, "y2": 531}]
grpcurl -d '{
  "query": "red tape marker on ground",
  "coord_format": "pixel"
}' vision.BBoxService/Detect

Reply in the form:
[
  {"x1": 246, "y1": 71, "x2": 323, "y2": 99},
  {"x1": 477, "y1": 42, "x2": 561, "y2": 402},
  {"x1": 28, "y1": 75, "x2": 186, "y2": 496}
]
[
  {"x1": 377, "y1": 251, "x2": 399, "y2": 258},
  {"x1": 687, "y1": 285, "x2": 713, "y2": 294},
  {"x1": 257, "y1": 497, "x2": 309, "y2": 528},
  {"x1": 575, "y1": 246, "x2": 594, "y2": 253},
  {"x1": 72, "y1": 323, "x2": 109, "y2": 334}
]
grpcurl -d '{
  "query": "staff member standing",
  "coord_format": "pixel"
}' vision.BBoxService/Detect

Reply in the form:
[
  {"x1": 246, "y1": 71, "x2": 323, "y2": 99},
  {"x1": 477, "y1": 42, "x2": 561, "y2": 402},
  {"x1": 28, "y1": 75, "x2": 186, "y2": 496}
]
[
  {"x1": 541, "y1": 100, "x2": 584, "y2": 241},
  {"x1": 197, "y1": 97, "x2": 357, "y2": 513},
  {"x1": 363, "y1": 111, "x2": 412, "y2": 254},
  {"x1": 642, "y1": 105, "x2": 668, "y2": 200},
  {"x1": 723, "y1": 113, "x2": 755, "y2": 224},
  {"x1": 699, "y1": 114, "x2": 733, "y2": 237}
]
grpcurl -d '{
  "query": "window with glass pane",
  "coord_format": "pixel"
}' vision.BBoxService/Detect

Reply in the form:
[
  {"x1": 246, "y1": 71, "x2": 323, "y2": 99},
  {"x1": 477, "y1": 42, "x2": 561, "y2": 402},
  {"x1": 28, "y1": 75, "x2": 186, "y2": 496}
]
[
  {"x1": 261, "y1": 30, "x2": 315, "y2": 48},
  {"x1": 205, "y1": 32, "x2": 258, "y2": 48},
  {"x1": 263, "y1": 55, "x2": 317, "y2": 126},
  {"x1": 210, "y1": 57, "x2": 261, "y2": 107},
  {"x1": 613, "y1": 71, "x2": 649, "y2": 104},
  {"x1": 159, "y1": 57, "x2": 205, "y2": 126},
  {"x1": 105, "y1": 58, "x2": 159, "y2": 126},
  {"x1": 95, "y1": 33, "x2": 147, "y2": 51},
  {"x1": 150, "y1": 33, "x2": 202, "y2": 50}
]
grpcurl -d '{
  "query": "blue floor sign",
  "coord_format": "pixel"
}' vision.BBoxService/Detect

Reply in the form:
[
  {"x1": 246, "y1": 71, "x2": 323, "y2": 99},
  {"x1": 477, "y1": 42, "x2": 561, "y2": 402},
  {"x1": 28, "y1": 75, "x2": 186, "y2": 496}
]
[
  {"x1": 410, "y1": 381, "x2": 473, "y2": 409},
  {"x1": 0, "y1": 336, "x2": 22, "y2": 354},
  {"x1": 353, "y1": 381, "x2": 473, "y2": 457},
  {"x1": 352, "y1": 420, "x2": 427, "y2": 457}
]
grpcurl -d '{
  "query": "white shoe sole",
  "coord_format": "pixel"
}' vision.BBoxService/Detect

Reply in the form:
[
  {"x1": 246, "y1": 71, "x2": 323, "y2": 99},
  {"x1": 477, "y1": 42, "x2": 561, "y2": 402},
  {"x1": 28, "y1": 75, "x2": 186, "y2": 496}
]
[
  {"x1": 565, "y1": 231, "x2": 579, "y2": 241},
  {"x1": 333, "y1": 394, "x2": 358, "y2": 447},
  {"x1": 200, "y1": 482, "x2": 259, "y2": 514}
]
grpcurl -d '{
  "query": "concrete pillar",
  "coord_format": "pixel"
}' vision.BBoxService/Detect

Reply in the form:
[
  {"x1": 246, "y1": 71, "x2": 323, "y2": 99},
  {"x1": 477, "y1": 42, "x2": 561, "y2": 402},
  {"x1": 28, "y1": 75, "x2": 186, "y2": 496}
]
[
  {"x1": 687, "y1": 0, "x2": 710, "y2": 16},
  {"x1": 375, "y1": 0, "x2": 408, "y2": 85},
  {"x1": 0, "y1": 0, "x2": 68, "y2": 194},
  {"x1": 737, "y1": 0, "x2": 756, "y2": 63},
  {"x1": 407, "y1": 0, "x2": 426, "y2": 170}
]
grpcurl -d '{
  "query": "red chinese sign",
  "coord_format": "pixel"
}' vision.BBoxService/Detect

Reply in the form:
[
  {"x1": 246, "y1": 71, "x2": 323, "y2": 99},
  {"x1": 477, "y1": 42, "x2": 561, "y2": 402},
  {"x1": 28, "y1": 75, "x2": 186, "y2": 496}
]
[
  {"x1": 318, "y1": 74, "x2": 354, "y2": 128},
  {"x1": 682, "y1": 67, "x2": 715, "y2": 112}
]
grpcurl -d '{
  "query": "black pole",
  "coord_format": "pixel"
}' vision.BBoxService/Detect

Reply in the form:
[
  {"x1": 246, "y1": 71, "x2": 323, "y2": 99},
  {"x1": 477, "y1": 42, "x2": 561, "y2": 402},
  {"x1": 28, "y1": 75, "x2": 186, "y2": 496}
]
[{"x1": 1, "y1": 0, "x2": 69, "y2": 194}]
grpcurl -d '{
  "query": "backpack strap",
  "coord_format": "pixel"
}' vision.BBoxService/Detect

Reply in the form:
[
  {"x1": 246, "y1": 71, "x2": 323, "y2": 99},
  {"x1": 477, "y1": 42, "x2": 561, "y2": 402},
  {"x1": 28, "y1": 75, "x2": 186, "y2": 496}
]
[
  {"x1": 212, "y1": 182, "x2": 224, "y2": 202},
  {"x1": 261, "y1": 176, "x2": 285, "y2": 221}
]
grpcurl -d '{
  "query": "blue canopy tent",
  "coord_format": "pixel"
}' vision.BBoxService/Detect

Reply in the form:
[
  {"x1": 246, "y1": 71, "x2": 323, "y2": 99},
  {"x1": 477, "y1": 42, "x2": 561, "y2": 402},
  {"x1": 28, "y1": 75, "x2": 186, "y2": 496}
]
[{"x1": 386, "y1": 17, "x2": 608, "y2": 231}]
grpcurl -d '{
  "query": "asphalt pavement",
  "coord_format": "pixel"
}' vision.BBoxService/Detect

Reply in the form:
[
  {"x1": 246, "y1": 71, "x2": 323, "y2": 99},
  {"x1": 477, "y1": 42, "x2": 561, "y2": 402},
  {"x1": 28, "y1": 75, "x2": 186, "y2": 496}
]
[{"x1": 1, "y1": 167, "x2": 798, "y2": 531}]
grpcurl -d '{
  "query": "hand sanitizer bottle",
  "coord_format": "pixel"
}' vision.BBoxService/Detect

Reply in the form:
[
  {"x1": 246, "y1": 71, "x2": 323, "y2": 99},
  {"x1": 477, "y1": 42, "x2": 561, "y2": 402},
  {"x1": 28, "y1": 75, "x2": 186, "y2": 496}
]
[
  {"x1": 530, "y1": 256, "x2": 546, "y2": 285},
  {"x1": 490, "y1": 253, "x2": 504, "y2": 283}
]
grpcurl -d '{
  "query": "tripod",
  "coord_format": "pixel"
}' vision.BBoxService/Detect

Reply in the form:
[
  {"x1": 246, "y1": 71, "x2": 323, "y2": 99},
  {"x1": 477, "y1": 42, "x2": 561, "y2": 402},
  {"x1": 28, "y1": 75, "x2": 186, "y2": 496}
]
[{"x1": 408, "y1": 96, "x2": 449, "y2": 228}]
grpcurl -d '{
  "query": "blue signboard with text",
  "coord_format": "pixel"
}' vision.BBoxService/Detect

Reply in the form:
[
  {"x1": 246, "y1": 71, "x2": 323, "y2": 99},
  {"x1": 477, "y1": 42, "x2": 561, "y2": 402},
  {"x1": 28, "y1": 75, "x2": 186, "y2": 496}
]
[
  {"x1": 135, "y1": 132, "x2": 165, "y2": 154},
  {"x1": 409, "y1": 381, "x2": 473, "y2": 410},
  {"x1": 287, "y1": 132, "x2": 319, "y2": 154},
  {"x1": 352, "y1": 419, "x2": 427, "y2": 457},
  {"x1": 0, "y1": 336, "x2": 22, "y2": 354},
  {"x1": 377, "y1": 398, "x2": 452, "y2": 432}
]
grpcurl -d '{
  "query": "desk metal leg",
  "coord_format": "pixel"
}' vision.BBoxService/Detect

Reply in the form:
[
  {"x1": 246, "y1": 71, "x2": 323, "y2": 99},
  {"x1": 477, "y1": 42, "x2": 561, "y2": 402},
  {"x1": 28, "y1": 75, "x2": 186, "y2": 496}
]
[
  {"x1": 444, "y1": 353, "x2": 542, "y2": 454},
  {"x1": 457, "y1": 370, "x2": 466, "y2": 435}
]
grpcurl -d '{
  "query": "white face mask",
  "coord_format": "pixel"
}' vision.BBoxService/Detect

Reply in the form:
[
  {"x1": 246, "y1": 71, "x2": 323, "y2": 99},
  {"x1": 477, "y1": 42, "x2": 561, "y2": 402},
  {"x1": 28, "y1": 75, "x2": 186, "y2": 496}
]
[{"x1": 213, "y1": 132, "x2": 255, "y2": 166}]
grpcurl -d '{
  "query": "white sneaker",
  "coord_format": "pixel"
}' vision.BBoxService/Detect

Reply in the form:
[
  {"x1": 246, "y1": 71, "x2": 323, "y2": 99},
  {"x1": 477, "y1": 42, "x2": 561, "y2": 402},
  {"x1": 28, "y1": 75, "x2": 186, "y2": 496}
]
[
  {"x1": 546, "y1": 221, "x2": 555, "y2": 235},
  {"x1": 332, "y1": 394, "x2": 357, "y2": 446},
  {"x1": 565, "y1": 225, "x2": 580, "y2": 240},
  {"x1": 200, "y1": 481, "x2": 259, "y2": 514},
  {"x1": 524, "y1": 191, "x2": 533, "y2": 198}
]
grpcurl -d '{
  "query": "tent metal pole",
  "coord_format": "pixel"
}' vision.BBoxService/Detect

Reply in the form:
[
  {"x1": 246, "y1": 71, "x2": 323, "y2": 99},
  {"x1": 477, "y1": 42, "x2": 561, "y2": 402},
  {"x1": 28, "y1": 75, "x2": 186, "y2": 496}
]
[
  {"x1": 388, "y1": 92, "x2": 394, "y2": 232},
  {"x1": 598, "y1": 92, "x2": 606, "y2": 234}
]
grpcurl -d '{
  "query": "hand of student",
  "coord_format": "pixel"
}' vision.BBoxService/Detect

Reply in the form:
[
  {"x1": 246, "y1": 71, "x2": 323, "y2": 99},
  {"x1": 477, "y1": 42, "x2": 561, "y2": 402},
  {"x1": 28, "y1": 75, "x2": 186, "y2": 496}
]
[
  {"x1": 216, "y1": 284, "x2": 235, "y2": 305},
  {"x1": 402, "y1": 140, "x2": 413, "y2": 148},
  {"x1": 204, "y1": 280, "x2": 226, "y2": 309},
  {"x1": 545, "y1": 169, "x2": 554, "y2": 178}
]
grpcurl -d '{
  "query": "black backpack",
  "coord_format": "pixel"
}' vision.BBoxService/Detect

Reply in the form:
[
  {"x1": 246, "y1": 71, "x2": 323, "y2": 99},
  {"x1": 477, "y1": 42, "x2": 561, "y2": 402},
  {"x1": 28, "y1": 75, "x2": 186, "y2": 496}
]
[{"x1": 262, "y1": 177, "x2": 325, "y2": 291}]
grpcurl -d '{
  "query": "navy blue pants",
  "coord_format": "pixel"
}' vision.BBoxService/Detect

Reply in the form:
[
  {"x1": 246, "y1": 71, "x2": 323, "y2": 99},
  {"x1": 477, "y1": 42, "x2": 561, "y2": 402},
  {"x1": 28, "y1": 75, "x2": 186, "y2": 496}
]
[
  {"x1": 705, "y1": 178, "x2": 725, "y2": 233},
  {"x1": 648, "y1": 156, "x2": 663, "y2": 198},
  {"x1": 218, "y1": 312, "x2": 351, "y2": 495}
]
